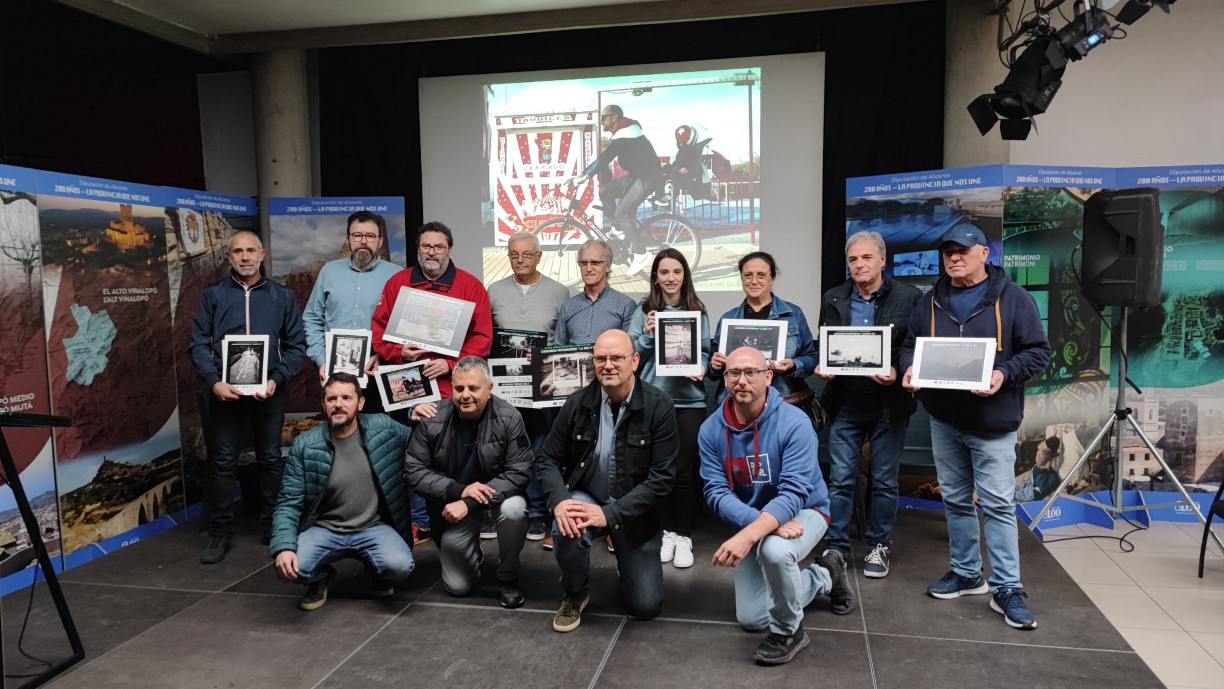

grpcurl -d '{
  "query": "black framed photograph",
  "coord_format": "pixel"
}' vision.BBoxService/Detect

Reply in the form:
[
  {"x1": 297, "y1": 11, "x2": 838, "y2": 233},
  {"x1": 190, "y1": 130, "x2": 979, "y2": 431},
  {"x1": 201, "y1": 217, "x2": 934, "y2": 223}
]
[
  {"x1": 324, "y1": 328, "x2": 372, "y2": 387},
  {"x1": 531, "y1": 344, "x2": 595, "y2": 408},
  {"x1": 382, "y1": 286, "x2": 476, "y2": 357},
  {"x1": 375, "y1": 361, "x2": 442, "y2": 411},
  {"x1": 819, "y1": 326, "x2": 890, "y2": 377},
  {"x1": 222, "y1": 334, "x2": 269, "y2": 396},
  {"x1": 719, "y1": 319, "x2": 787, "y2": 361},
  {"x1": 655, "y1": 311, "x2": 702, "y2": 377},
  {"x1": 492, "y1": 328, "x2": 547, "y2": 358},
  {"x1": 911, "y1": 337, "x2": 998, "y2": 391}
]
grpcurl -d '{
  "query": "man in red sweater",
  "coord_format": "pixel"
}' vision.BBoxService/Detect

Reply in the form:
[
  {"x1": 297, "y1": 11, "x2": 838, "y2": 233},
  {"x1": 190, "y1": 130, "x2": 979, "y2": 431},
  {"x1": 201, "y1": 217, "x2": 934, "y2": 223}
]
[{"x1": 371, "y1": 221, "x2": 492, "y2": 398}]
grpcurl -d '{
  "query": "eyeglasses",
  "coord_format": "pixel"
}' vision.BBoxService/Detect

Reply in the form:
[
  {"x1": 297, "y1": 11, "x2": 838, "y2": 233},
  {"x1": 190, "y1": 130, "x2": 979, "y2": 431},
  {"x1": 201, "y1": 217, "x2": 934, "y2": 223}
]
[
  {"x1": 419, "y1": 243, "x2": 449, "y2": 254},
  {"x1": 741, "y1": 272, "x2": 772, "y2": 283},
  {"x1": 508, "y1": 251, "x2": 538, "y2": 261},
  {"x1": 723, "y1": 368, "x2": 768, "y2": 381},
  {"x1": 593, "y1": 354, "x2": 630, "y2": 366},
  {"x1": 578, "y1": 259, "x2": 606, "y2": 268},
  {"x1": 348, "y1": 232, "x2": 379, "y2": 242}
]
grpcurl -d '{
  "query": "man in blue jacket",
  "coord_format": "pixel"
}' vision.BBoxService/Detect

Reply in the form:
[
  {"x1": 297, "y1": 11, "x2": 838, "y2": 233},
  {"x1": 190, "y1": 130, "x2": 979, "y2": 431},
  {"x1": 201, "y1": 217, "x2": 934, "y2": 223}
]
[
  {"x1": 269, "y1": 373, "x2": 415, "y2": 610},
  {"x1": 900, "y1": 224, "x2": 1051, "y2": 631},
  {"x1": 699, "y1": 346, "x2": 850, "y2": 666},
  {"x1": 191, "y1": 230, "x2": 307, "y2": 565}
]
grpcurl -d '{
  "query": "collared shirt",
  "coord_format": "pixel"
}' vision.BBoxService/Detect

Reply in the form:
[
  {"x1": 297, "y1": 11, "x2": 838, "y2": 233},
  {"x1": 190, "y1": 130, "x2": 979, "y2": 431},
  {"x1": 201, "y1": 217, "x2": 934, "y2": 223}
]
[
  {"x1": 849, "y1": 284, "x2": 881, "y2": 326},
  {"x1": 302, "y1": 256, "x2": 400, "y2": 366},
  {"x1": 554, "y1": 283, "x2": 637, "y2": 345},
  {"x1": 488, "y1": 273, "x2": 572, "y2": 344},
  {"x1": 585, "y1": 382, "x2": 636, "y2": 504}
]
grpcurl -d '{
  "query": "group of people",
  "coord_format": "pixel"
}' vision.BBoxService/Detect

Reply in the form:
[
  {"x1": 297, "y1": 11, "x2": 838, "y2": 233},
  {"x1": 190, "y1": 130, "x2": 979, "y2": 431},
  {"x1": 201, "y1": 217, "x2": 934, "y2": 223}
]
[{"x1": 188, "y1": 206, "x2": 1050, "y2": 667}]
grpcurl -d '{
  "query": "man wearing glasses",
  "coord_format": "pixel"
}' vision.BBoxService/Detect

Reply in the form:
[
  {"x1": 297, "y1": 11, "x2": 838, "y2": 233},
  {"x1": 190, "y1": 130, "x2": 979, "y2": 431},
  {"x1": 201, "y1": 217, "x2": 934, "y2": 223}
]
[
  {"x1": 699, "y1": 347, "x2": 846, "y2": 666},
  {"x1": 371, "y1": 221, "x2": 493, "y2": 398},
  {"x1": 554, "y1": 239, "x2": 637, "y2": 346},
  {"x1": 303, "y1": 211, "x2": 400, "y2": 410},
  {"x1": 537, "y1": 330, "x2": 678, "y2": 632}
]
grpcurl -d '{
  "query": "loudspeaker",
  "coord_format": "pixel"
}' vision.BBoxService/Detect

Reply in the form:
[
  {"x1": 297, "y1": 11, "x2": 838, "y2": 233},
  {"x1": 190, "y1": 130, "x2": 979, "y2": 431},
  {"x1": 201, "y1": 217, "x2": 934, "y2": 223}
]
[{"x1": 1080, "y1": 187, "x2": 1164, "y2": 308}]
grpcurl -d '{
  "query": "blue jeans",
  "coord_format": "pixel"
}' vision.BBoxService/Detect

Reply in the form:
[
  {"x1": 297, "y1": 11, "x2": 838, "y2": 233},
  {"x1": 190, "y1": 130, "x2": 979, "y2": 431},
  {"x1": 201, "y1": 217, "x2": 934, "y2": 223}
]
[
  {"x1": 553, "y1": 490, "x2": 664, "y2": 619},
  {"x1": 206, "y1": 391, "x2": 286, "y2": 537},
  {"x1": 929, "y1": 417, "x2": 1021, "y2": 591},
  {"x1": 294, "y1": 522, "x2": 415, "y2": 585},
  {"x1": 436, "y1": 495, "x2": 528, "y2": 595},
  {"x1": 824, "y1": 399, "x2": 909, "y2": 554},
  {"x1": 521, "y1": 408, "x2": 554, "y2": 520},
  {"x1": 735, "y1": 508, "x2": 831, "y2": 635}
]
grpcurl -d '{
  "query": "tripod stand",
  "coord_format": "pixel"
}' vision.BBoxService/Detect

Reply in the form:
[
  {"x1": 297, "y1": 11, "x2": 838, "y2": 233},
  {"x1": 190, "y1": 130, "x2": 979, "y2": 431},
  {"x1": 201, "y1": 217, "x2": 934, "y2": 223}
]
[{"x1": 1028, "y1": 308, "x2": 1224, "y2": 553}]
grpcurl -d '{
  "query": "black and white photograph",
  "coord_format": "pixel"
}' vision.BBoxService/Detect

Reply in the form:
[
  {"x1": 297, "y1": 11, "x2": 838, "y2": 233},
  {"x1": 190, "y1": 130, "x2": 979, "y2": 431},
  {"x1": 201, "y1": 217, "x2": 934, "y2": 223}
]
[
  {"x1": 490, "y1": 357, "x2": 533, "y2": 400},
  {"x1": 819, "y1": 326, "x2": 891, "y2": 377},
  {"x1": 222, "y1": 335, "x2": 269, "y2": 396},
  {"x1": 383, "y1": 286, "x2": 476, "y2": 357},
  {"x1": 912, "y1": 337, "x2": 997, "y2": 391},
  {"x1": 719, "y1": 319, "x2": 787, "y2": 361},
  {"x1": 492, "y1": 328, "x2": 547, "y2": 358},
  {"x1": 655, "y1": 311, "x2": 702, "y2": 377},
  {"x1": 324, "y1": 328, "x2": 372, "y2": 386},
  {"x1": 531, "y1": 344, "x2": 595, "y2": 407},
  {"x1": 375, "y1": 361, "x2": 442, "y2": 411}
]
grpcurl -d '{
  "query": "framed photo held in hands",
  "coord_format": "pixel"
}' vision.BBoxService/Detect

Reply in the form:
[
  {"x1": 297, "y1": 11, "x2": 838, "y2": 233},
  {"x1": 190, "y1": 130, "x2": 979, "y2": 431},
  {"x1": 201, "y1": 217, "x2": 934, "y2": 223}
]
[
  {"x1": 911, "y1": 337, "x2": 998, "y2": 391},
  {"x1": 324, "y1": 328, "x2": 372, "y2": 387},
  {"x1": 382, "y1": 286, "x2": 475, "y2": 357},
  {"x1": 375, "y1": 361, "x2": 442, "y2": 411},
  {"x1": 719, "y1": 319, "x2": 786, "y2": 361},
  {"x1": 222, "y1": 335, "x2": 270, "y2": 396},
  {"x1": 819, "y1": 326, "x2": 890, "y2": 377},
  {"x1": 655, "y1": 311, "x2": 702, "y2": 377}
]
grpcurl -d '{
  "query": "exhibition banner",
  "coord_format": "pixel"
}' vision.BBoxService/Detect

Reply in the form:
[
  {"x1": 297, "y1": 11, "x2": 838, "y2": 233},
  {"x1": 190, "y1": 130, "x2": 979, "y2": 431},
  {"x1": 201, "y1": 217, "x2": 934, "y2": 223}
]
[
  {"x1": 0, "y1": 164, "x2": 63, "y2": 587},
  {"x1": 36, "y1": 171, "x2": 183, "y2": 555}
]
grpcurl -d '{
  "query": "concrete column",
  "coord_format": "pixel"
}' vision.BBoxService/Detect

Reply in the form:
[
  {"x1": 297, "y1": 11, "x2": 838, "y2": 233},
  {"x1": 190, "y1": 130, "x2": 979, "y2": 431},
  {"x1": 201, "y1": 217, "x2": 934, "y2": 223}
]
[
  {"x1": 944, "y1": 1, "x2": 1012, "y2": 167},
  {"x1": 252, "y1": 49, "x2": 312, "y2": 243}
]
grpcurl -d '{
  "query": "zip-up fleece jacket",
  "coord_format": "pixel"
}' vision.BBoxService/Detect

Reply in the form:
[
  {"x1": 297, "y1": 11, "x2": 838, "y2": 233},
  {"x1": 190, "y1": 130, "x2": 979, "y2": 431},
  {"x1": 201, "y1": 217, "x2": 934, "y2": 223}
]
[
  {"x1": 898, "y1": 264, "x2": 1051, "y2": 434},
  {"x1": 698, "y1": 387, "x2": 830, "y2": 530},
  {"x1": 190, "y1": 269, "x2": 307, "y2": 388}
]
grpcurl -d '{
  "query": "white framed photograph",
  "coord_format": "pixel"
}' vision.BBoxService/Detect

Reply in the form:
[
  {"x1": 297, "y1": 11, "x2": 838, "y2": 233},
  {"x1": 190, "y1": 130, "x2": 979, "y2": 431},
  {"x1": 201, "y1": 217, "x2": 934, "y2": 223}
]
[
  {"x1": 222, "y1": 334, "x2": 270, "y2": 396},
  {"x1": 819, "y1": 326, "x2": 891, "y2": 377},
  {"x1": 911, "y1": 337, "x2": 998, "y2": 391},
  {"x1": 375, "y1": 361, "x2": 442, "y2": 411},
  {"x1": 324, "y1": 328, "x2": 372, "y2": 387},
  {"x1": 382, "y1": 286, "x2": 476, "y2": 357},
  {"x1": 492, "y1": 328, "x2": 546, "y2": 358},
  {"x1": 719, "y1": 319, "x2": 787, "y2": 361},
  {"x1": 532, "y1": 344, "x2": 596, "y2": 408},
  {"x1": 655, "y1": 311, "x2": 702, "y2": 377}
]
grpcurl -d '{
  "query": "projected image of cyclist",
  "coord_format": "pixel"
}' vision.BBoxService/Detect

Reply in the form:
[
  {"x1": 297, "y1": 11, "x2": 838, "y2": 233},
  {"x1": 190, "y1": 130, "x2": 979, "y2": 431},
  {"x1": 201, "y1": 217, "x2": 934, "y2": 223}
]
[{"x1": 572, "y1": 104, "x2": 664, "y2": 279}]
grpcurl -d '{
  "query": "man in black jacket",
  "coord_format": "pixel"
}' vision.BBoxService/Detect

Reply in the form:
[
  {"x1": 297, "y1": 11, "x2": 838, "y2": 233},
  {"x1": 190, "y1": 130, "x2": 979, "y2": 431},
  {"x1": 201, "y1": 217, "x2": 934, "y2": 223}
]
[
  {"x1": 538, "y1": 330, "x2": 678, "y2": 632},
  {"x1": 817, "y1": 231, "x2": 921, "y2": 601},
  {"x1": 404, "y1": 357, "x2": 534, "y2": 608}
]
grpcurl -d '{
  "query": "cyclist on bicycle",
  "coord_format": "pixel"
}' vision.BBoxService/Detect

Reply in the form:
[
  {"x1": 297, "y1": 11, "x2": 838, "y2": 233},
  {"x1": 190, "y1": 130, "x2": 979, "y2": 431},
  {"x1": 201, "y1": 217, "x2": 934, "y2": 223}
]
[{"x1": 571, "y1": 104, "x2": 664, "y2": 278}]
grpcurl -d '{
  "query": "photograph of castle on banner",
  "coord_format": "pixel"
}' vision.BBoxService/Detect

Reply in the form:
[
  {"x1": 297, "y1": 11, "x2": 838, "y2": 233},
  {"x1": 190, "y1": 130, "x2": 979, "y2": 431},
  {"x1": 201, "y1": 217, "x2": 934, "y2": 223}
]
[{"x1": 36, "y1": 171, "x2": 185, "y2": 558}]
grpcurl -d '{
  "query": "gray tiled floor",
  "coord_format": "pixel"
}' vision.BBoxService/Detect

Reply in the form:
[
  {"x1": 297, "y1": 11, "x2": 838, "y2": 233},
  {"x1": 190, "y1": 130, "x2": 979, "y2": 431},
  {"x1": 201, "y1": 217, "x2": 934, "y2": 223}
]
[{"x1": 0, "y1": 507, "x2": 1168, "y2": 689}]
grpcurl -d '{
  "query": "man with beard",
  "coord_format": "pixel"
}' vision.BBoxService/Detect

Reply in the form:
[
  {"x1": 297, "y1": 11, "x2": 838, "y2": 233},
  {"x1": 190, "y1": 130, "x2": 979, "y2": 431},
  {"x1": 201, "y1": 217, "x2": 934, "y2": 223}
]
[
  {"x1": 303, "y1": 211, "x2": 401, "y2": 410},
  {"x1": 269, "y1": 372, "x2": 416, "y2": 610},
  {"x1": 191, "y1": 230, "x2": 306, "y2": 564},
  {"x1": 372, "y1": 221, "x2": 492, "y2": 399}
]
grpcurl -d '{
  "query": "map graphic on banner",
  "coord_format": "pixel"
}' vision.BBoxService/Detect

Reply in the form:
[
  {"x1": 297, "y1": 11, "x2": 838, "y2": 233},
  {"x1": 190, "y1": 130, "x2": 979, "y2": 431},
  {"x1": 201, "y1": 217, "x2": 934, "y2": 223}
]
[
  {"x1": 36, "y1": 171, "x2": 184, "y2": 556},
  {"x1": 164, "y1": 188, "x2": 258, "y2": 507},
  {"x1": 0, "y1": 164, "x2": 63, "y2": 585},
  {"x1": 267, "y1": 196, "x2": 407, "y2": 419}
]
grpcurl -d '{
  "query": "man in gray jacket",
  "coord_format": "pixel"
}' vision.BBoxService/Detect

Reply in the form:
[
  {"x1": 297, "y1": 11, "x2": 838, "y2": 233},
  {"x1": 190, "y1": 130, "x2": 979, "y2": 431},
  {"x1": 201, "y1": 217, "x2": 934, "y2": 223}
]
[{"x1": 404, "y1": 357, "x2": 534, "y2": 608}]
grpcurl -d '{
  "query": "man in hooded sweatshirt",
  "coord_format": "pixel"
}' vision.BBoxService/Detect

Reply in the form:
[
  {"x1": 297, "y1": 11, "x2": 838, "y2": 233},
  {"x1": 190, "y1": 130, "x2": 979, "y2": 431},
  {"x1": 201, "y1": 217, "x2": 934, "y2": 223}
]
[{"x1": 699, "y1": 346, "x2": 851, "y2": 666}]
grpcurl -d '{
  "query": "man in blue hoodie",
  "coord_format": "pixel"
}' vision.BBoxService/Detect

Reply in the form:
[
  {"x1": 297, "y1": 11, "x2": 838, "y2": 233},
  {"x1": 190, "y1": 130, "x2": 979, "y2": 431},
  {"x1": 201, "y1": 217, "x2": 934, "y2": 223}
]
[
  {"x1": 900, "y1": 224, "x2": 1051, "y2": 631},
  {"x1": 699, "y1": 346, "x2": 850, "y2": 666}
]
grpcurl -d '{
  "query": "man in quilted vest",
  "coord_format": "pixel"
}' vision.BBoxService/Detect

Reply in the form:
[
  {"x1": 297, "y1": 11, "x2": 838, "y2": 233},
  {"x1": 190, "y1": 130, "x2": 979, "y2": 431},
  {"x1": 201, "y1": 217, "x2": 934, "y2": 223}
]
[{"x1": 269, "y1": 372, "x2": 416, "y2": 611}]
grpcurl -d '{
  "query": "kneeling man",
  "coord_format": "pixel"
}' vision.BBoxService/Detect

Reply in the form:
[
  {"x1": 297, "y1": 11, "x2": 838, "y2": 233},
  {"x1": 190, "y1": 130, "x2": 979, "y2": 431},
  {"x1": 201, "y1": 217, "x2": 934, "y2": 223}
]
[
  {"x1": 270, "y1": 372, "x2": 416, "y2": 610},
  {"x1": 404, "y1": 357, "x2": 534, "y2": 608},
  {"x1": 699, "y1": 347, "x2": 850, "y2": 665}
]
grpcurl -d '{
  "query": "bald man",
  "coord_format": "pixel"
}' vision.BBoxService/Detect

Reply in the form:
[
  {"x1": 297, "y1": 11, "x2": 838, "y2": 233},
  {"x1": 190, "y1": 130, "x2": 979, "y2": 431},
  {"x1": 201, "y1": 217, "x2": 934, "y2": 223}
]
[
  {"x1": 537, "y1": 330, "x2": 679, "y2": 632},
  {"x1": 699, "y1": 347, "x2": 846, "y2": 665}
]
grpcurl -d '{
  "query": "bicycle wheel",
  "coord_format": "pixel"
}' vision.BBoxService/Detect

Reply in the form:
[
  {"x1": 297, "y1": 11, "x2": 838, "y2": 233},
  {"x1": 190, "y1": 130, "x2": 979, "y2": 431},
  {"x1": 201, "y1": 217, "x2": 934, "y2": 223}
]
[
  {"x1": 530, "y1": 217, "x2": 589, "y2": 255},
  {"x1": 641, "y1": 213, "x2": 701, "y2": 269}
]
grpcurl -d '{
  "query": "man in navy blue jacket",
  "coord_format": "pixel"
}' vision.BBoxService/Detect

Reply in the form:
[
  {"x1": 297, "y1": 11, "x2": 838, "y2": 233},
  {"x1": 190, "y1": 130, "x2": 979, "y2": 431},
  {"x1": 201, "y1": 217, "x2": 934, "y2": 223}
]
[
  {"x1": 900, "y1": 224, "x2": 1051, "y2": 630},
  {"x1": 191, "y1": 231, "x2": 307, "y2": 564}
]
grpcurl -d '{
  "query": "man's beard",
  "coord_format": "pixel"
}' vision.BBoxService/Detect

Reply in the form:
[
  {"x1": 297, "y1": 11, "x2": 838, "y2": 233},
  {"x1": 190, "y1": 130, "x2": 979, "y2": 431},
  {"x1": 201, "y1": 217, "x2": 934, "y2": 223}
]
[
  {"x1": 329, "y1": 412, "x2": 354, "y2": 431},
  {"x1": 352, "y1": 248, "x2": 375, "y2": 269}
]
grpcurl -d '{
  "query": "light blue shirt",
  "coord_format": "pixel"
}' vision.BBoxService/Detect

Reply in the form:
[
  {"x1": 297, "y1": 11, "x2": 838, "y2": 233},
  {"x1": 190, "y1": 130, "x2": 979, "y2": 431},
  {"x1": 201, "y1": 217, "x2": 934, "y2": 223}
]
[
  {"x1": 303, "y1": 257, "x2": 401, "y2": 366},
  {"x1": 586, "y1": 382, "x2": 635, "y2": 505},
  {"x1": 555, "y1": 283, "x2": 637, "y2": 346},
  {"x1": 849, "y1": 286, "x2": 880, "y2": 326}
]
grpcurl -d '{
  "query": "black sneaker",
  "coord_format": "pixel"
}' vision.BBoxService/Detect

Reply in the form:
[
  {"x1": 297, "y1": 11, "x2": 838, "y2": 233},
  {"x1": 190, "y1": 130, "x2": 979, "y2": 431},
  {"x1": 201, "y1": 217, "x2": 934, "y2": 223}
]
[
  {"x1": 815, "y1": 549, "x2": 855, "y2": 615},
  {"x1": 200, "y1": 535, "x2": 231, "y2": 565},
  {"x1": 499, "y1": 581, "x2": 525, "y2": 609},
  {"x1": 991, "y1": 588, "x2": 1037, "y2": 630},
  {"x1": 480, "y1": 513, "x2": 497, "y2": 540},
  {"x1": 927, "y1": 570, "x2": 990, "y2": 600},
  {"x1": 754, "y1": 628, "x2": 810, "y2": 666},
  {"x1": 370, "y1": 577, "x2": 395, "y2": 598},
  {"x1": 526, "y1": 518, "x2": 548, "y2": 541},
  {"x1": 300, "y1": 567, "x2": 335, "y2": 611}
]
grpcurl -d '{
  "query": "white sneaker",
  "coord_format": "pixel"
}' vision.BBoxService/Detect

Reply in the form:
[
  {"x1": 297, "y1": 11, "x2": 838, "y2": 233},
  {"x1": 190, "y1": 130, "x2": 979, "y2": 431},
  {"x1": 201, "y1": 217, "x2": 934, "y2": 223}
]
[
  {"x1": 607, "y1": 228, "x2": 626, "y2": 241},
  {"x1": 627, "y1": 251, "x2": 653, "y2": 277},
  {"x1": 660, "y1": 530, "x2": 677, "y2": 563},
  {"x1": 672, "y1": 535, "x2": 694, "y2": 569}
]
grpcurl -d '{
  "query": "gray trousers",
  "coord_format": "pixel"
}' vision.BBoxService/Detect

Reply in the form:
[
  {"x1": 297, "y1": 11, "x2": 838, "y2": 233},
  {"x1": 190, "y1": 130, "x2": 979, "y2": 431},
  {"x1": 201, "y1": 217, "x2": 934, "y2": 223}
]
[
  {"x1": 613, "y1": 177, "x2": 651, "y2": 247},
  {"x1": 437, "y1": 494, "x2": 528, "y2": 595}
]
